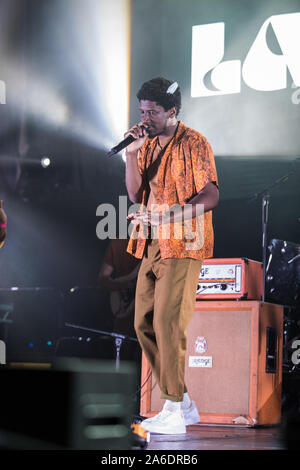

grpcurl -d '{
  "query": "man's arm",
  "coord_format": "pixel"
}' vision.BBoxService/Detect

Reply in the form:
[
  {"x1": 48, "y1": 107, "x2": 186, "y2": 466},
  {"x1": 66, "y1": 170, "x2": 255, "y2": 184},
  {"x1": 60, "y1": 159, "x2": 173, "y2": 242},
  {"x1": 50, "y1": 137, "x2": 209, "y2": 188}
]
[
  {"x1": 98, "y1": 262, "x2": 139, "y2": 291},
  {"x1": 125, "y1": 123, "x2": 148, "y2": 203},
  {"x1": 125, "y1": 153, "x2": 143, "y2": 203},
  {"x1": 169, "y1": 181, "x2": 219, "y2": 223},
  {"x1": 128, "y1": 181, "x2": 219, "y2": 226}
]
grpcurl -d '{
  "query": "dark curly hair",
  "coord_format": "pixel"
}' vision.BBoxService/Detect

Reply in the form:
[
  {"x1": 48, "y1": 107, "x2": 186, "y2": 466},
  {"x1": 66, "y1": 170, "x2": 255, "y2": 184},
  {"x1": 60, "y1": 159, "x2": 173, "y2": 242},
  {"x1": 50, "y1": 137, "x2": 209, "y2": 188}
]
[{"x1": 136, "y1": 77, "x2": 181, "y2": 116}]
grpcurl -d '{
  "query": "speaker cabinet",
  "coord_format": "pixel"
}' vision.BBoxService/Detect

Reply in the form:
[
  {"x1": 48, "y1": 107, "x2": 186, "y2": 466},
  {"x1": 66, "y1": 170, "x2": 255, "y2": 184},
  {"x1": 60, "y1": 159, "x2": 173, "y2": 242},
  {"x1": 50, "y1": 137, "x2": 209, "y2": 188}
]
[{"x1": 140, "y1": 301, "x2": 283, "y2": 426}]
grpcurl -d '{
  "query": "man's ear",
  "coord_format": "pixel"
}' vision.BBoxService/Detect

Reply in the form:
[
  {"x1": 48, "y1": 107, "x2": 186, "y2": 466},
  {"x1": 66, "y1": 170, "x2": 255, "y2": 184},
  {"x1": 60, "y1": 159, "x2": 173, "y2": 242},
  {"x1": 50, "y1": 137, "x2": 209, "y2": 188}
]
[{"x1": 168, "y1": 106, "x2": 177, "y2": 118}]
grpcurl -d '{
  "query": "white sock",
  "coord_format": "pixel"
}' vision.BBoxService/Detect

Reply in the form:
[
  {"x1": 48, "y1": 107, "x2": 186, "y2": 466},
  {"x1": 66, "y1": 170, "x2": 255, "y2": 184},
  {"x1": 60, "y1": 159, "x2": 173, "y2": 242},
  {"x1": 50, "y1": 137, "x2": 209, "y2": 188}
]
[
  {"x1": 164, "y1": 400, "x2": 182, "y2": 412},
  {"x1": 181, "y1": 392, "x2": 191, "y2": 409}
]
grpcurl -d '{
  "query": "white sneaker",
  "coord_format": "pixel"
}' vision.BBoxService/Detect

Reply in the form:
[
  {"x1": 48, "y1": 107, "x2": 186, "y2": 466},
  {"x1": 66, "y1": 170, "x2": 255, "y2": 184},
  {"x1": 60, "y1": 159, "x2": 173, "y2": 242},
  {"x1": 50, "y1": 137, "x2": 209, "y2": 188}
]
[
  {"x1": 143, "y1": 400, "x2": 200, "y2": 427},
  {"x1": 141, "y1": 408, "x2": 186, "y2": 434},
  {"x1": 182, "y1": 401, "x2": 200, "y2": 425}
]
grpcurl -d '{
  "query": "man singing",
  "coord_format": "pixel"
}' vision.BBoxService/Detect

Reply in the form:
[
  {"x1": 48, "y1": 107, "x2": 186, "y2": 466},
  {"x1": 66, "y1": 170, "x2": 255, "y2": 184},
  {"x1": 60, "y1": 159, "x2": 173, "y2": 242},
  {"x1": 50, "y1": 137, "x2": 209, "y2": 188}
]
[{"x1": 125, "y1": 77, "x2": 219, "y2": 434}]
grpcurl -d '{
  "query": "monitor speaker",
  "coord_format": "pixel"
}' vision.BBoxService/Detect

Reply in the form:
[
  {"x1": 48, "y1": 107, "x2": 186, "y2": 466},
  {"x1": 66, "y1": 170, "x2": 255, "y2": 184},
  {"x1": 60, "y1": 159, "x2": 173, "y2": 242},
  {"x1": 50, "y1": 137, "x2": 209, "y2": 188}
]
[{"x1": 0, "y1": 359, "x2": 136, "y2": 449}]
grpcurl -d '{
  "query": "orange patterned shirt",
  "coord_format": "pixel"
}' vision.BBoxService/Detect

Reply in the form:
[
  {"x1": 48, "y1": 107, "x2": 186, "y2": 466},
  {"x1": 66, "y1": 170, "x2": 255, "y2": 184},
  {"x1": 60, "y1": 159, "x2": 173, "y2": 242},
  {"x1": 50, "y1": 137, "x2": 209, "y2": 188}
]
[{"x1": 127, "y1": 121, "x2": 218, "y2": 260}]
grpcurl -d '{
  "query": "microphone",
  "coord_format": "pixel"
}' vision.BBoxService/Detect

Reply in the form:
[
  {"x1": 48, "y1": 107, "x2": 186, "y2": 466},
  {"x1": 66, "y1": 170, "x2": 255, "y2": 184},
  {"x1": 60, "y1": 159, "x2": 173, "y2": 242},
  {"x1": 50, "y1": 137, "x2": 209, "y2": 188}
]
[{"x1": 106, "y1": 125, "x2": 147, "y2": 157}]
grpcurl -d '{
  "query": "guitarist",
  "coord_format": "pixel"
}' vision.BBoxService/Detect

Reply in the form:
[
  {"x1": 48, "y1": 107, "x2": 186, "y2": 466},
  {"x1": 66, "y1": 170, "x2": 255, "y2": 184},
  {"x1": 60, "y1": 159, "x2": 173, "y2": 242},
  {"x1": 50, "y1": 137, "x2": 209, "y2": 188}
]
[{"x1": 98, "y1": 238, "x2": 140, "y2": 340}]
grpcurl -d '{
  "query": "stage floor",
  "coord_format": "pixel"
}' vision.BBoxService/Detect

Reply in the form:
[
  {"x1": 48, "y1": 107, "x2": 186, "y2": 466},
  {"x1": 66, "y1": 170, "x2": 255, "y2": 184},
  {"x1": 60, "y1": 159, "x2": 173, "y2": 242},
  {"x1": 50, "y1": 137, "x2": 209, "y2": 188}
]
[{"x1": 146, "y1": 424, "x2": 286, "y2": 451}]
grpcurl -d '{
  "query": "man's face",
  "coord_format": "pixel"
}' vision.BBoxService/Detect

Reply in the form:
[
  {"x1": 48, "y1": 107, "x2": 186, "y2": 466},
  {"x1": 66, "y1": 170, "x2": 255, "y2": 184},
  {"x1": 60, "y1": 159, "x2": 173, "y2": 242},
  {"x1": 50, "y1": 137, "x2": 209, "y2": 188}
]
[{"x1": 139, "y1": 100, "x2": 174, "y2": 137}]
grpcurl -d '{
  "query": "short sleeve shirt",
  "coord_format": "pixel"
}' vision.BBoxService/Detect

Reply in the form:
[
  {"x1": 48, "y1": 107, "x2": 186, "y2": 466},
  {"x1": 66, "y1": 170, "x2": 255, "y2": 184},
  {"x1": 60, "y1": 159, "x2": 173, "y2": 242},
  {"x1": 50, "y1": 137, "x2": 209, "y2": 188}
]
[{"x1": 127, "y1": 121, "x2": 218, "y2": 260}]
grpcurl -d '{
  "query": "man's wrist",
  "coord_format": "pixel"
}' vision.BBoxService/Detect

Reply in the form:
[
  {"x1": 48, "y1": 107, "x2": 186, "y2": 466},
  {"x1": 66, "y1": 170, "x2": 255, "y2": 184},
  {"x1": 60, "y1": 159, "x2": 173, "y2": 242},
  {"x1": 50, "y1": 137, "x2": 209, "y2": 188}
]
[
  {"x1": 160, "y1": 209, "x2": 181, "y2": 224},
  {"x1": 125, "y1": 149, "x2": 138, "y2": 158}
]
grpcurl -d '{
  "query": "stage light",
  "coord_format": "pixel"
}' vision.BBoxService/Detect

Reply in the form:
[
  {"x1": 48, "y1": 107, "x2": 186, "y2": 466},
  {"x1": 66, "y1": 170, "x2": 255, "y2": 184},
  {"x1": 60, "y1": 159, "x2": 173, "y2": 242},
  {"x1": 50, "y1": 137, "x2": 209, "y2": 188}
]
[
  {"x1": 41, "y1": 157, "x2": 51, "y2": 168},
  {"x1": 0, "y1": 1, "x2": 131, "y2": 157},
  {"x1": 56, "y1": 0, "x2": 131, "y2": 152},
  {"x1": 99, "y1": 1, "x2": 131, "y2": 146}
]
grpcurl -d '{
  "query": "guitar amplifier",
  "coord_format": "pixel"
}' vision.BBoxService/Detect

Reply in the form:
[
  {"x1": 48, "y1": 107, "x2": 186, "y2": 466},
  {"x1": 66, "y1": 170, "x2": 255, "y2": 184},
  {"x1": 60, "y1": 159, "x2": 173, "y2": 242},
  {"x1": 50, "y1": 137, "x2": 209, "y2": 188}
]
[{"x1": 196, "y1": 258, "x2": 263, "y2": 300}]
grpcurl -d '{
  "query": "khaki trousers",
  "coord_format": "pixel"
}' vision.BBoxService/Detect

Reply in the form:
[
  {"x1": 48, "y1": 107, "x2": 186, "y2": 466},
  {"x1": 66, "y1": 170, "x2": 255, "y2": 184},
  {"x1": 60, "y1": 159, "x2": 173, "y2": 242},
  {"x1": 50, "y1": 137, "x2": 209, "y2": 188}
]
[{"x1": 134, "y1": 239, "x2": 203, "y2": 402}]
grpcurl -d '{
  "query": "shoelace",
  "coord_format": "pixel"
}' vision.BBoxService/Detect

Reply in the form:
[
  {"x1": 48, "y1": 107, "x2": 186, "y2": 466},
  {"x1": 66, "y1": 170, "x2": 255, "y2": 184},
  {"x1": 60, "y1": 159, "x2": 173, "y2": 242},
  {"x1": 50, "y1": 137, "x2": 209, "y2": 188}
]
[{"x1": 153, "y1": 409, "x2": 184, "y2": 424}]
